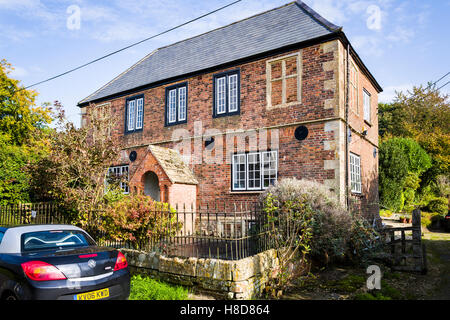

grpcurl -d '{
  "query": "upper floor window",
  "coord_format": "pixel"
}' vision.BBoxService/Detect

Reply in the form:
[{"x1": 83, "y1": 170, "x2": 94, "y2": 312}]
[
  {"x1": 125, "y1": 95, "x2": 144, "y2": 133},
  {"x1": 349, "y1": 153, "x2": 361, "y2": 194},
  {"x1": 363, "y1": 89, "x2": 371, "y2": 124},
  {"x1": 213, "y1": 70, "x2": 240, "y2": 118},
  {"x1": 165, "y1": 82, "x2": 188, "y2": 126},
  {"x1": 231, "y1": 150, "x2": 278, "y2": 191},
  {"x1": 266, "y1": 52, "x2": 301, "y2": 109},
  {"x1": 349, "y1": 61, "x2": 358, "y2": 114}
]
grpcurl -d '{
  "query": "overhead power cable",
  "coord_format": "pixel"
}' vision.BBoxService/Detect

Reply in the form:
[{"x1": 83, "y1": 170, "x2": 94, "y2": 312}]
[{"x1": 18, "y1": 0, "x2": 243, "y2": 92}]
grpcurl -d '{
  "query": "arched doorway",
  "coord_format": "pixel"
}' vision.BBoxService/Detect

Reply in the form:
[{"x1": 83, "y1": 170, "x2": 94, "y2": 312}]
[{"x1": 143, "y1": 171, "x2": 160, "y2": 201}]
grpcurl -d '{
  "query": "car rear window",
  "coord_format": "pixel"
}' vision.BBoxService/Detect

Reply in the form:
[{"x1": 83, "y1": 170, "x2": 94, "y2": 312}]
[{"x1": 21, "y1": 230, "x2": 95, "y2": 252}]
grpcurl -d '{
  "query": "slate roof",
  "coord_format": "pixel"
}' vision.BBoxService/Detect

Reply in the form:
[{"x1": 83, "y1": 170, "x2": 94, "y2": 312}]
[
  {"x1": 78, "y1": 1, "x2": 341, "y2": 105},
  {"x1": 148, "y1": 145, "x2": 198, "y2": 185}
]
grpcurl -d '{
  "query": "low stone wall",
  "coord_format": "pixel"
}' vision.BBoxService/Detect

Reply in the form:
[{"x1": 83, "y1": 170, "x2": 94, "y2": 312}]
[{"x1": 121, "y1": 248, "x2": 279, "y2": 299}]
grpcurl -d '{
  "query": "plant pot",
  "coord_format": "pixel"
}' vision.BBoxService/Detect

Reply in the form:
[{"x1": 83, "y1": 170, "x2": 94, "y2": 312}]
[
  {"x1": 400, "y1": 218, "x2": 406, "y2": 223},
  {"x1": 406, "y1": 218, "x2": 412, "y2": 224}
]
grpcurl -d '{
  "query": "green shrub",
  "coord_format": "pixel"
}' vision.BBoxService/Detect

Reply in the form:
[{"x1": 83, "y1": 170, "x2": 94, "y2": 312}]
[
  {"x1": 261, "y1": 178, "x2": 379, "y2": 264},
  {"x1": 129, "y1": 275, "x2": 189, "y2": 300},
  {"x1": 100, "y1": 195, "x2": 182, "y2": 250},
  {"x1": 425, "y1": 197, "x2": 448, "y2": 216}
]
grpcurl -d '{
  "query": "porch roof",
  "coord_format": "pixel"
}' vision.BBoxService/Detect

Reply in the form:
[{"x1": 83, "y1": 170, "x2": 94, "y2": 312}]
[{"x1": 148, "y1": 145, "x2": 198, "y2": 185}]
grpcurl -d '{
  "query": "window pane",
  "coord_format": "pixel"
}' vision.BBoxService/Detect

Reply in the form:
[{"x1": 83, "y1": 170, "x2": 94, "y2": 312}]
[
  {"x1": 127, "y1": 100, "x2": 136, "y2": 131},
  {"x1": 135, "y1": 98, "x2": 143, "y2": 129},
  {"x1": 178, "y1": 86, "x2": 187, "y2": 121},
  {"x1": 232, "y1": 154, "x2": 246, "y2": 190},
  {"x1": 228, "y1": 74, "x2": 238, "y2": 112},
  {"x1": 350, "y1": 154, "x2": 361, "y2": 193},
  {"x1": 216, "y1": 77, "x2": 226, "y2": 114},
  {"x1": 363, "y1": 90, "x2": 371, "y2": 122},
  {"x1": 168, "y1": 89, "x2": 177, "y2": 123},
  {"x1": 262, "y1": 151, "x2": 277, "y2": 188},
  {"x1": 247, "y1": 153, "x2": 261, "y2": 190}
]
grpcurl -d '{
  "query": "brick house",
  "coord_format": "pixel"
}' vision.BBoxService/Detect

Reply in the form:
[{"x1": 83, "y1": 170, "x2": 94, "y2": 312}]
[{"x1": 78, "y1": 1, "x2": 382, "y2": 221}]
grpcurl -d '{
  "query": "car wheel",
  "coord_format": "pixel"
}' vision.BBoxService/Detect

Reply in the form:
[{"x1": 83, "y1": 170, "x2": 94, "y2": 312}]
[{"x1": 2, "y1": 291, "x2": 18, "y2": 300}]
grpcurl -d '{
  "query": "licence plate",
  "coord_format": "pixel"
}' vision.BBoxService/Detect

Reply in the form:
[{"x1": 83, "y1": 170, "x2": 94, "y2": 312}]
[{"x1": 74, "y1": 288, "x2": 109, "y2": 300}]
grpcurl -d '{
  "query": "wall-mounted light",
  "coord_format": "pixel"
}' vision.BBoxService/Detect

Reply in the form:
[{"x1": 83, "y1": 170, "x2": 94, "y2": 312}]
[{"x1": 373, "y1": 147, "x2": 377, "y2": 158}]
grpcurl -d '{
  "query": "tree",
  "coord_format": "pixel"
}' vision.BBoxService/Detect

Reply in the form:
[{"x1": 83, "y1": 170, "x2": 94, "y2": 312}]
[
  {"x1": 379, "y1": 137, "x2": 432, "y2": 211},
  {"x1": 29, "y1": 102, "x2": 123, "y2": 224},
  {"x1": 0, "y1": 59, "x2": 52, "y2": 205},
  {"x1": 0, "y1": 59, "x2": 52, "y2": 146}
]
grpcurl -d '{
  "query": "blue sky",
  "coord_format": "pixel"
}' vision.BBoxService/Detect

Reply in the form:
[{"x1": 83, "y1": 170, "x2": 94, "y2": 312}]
[{"x1": 1, "y1": 0, "x2": 449, "y2": 126}]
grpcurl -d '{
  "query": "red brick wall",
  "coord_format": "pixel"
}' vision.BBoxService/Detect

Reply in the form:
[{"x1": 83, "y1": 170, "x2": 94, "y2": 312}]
[{"x1": 82, "y1": 39, "x2": 380, "y2": 218}]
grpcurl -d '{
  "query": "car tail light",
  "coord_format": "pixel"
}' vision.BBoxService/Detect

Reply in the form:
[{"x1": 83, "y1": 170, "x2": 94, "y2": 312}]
[
  {"x1": 21, "y1": 261, "x2": 67, "y2": 281},
  {"x1": 114, "y1": 251, "x2": 128, "y2": 271},
  {"x1": 445, "y1": 216, "x2": 450, "y2": 219}
]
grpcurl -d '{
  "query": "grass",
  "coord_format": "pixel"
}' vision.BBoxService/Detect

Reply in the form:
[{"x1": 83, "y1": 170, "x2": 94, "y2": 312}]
[{"x1": 129, "y1": 275, "x2": 190, "y2": 300}]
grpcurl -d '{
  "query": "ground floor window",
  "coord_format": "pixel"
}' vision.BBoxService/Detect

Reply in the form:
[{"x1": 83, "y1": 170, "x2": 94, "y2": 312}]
[
  {"x1": 349, "y1": 153, "x2": 361, "y2": 194},
  {"x1": 107, "y1": 165, "x2": 129, "y2": 194},
  {"x1": 231, "y1": 150, "x2": 278, "y2": 191}
]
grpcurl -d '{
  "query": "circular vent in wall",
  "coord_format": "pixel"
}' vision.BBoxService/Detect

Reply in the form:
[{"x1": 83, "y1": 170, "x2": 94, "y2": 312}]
[
  {"x1": 294, "y1": 126, "x2": 309, "y2": 141},
  {"x1": 129, "y1": 151, "x2": 137, "y2": 162}
]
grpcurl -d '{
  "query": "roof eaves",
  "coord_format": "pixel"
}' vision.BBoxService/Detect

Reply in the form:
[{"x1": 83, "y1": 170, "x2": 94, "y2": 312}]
[
  {"x1": 77, "y1": 48, "x2": 160, "y2": 106},
  {"x1": 295, "y1": 0, "x2": 342, "y2": 32}
]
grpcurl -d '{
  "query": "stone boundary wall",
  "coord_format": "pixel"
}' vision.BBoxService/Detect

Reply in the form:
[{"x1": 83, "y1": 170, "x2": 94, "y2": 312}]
[{"x1": 121, "y1": 248, "x2": 279, "y2": 299}]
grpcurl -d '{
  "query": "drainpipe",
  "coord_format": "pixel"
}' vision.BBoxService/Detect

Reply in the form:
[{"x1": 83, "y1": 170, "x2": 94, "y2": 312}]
[{"x1": 345, "y1": 44, "x2": 350, "y2": 209}]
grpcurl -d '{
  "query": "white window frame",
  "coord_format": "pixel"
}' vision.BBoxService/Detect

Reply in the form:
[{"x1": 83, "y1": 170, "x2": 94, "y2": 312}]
[
  {"x1": 127, "y1": 100, "x2": 136, "y2": 131},
  {"x1": 107, "y1": 165, "x2": 129, "y2": 194},
  {"x1": 232, "y1": 151, "x2": 278, "y2": 191},
  {"x1": 246, "y1": 153, "x2": 262, "y2": 190},
  {"x1": 363, "y1": 89, "x2": 371, "y2": 123},
  {"x1": 168, "y1": 89, "x2": 177, "y2": 124},
  {"x1": 178, "y1": 86, "x2": 187, "y2": 121},
  {"x1": 232, "y1": 154, "x2": 246, "y2": 191},
  {"x1": 216, "y1": 76, "x2": 227, "y2": 115},
  {"x1": 135, "y1": 98, "x2": 144, "y2": 130},
  {"x1": 262, "y1": 151, "x2": 278, "y2": 188},
  {"x1": 228, "y1": 74, "x2": 238, "y2": 112},
  {"x1": 126, "y1": 96, "x2": 144, "y2": 133},
  {"x1": 349, "y1": 153, "x2": 362, "y2": 194}
]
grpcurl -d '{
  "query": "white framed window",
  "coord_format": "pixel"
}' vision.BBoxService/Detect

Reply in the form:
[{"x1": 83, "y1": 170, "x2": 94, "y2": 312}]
[
  {"x1": 363, "y1": 89, "x2": 371, "y2": 123},
  {"x1": 107, "y1": 165, "x2": 129, "y2": 194},
  {"x1": 216, "y1": 76, "x2": 227, "y2": 115},
  {"x1": 165, "y1": 83, "x2": 188, "y2": 126},
  {"x1": 213, "y1": 70, "x2": 240, "y2": 117},
  {"x1": 178, "y1": 86, "x2": 187, "y2": 121},
  {"x1": 228, "y1": 74, "x2": 238, "y2": 112},
  {"x1": 135, "y1": 98, "x2": 144, "y2": 129},
  {"x1": 232, "y1": 151, "x2": 278, "y2": 191},
  {"x1": 232, "y1": 154, "x2": 246, "y2": 190},
  {"x1": 126, "y1": 96, "x2": 144, "y2": 133},
  {"x1": 247, "y1": 153, "x2": 261, "y2": 190},
  {"x1": 349, "y1": 153, "x2": 361, "y2": 194},
  {"x1": 168, "y1": 89, "x2": 177, "y2": 124},
  {"x1": 262, "y1": 151, "x2": 278, "y2": 188}
]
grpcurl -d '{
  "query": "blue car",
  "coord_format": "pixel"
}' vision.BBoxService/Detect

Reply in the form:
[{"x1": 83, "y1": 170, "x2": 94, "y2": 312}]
[{"x1": 0, "y1": 225, "x2": 130, "y2": 300}]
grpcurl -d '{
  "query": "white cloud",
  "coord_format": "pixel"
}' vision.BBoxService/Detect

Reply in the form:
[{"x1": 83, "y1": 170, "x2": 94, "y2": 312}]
[{"x1": 386, "y1": 26, "x2": 414, "y2": 43}]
